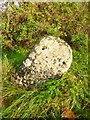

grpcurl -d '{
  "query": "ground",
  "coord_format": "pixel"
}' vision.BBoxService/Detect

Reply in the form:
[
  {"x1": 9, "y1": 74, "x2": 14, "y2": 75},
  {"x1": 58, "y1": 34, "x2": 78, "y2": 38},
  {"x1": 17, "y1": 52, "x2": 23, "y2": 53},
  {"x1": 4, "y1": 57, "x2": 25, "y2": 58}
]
[{"x1": 1, "y1": 2, "x2": 89, "y2": 119}]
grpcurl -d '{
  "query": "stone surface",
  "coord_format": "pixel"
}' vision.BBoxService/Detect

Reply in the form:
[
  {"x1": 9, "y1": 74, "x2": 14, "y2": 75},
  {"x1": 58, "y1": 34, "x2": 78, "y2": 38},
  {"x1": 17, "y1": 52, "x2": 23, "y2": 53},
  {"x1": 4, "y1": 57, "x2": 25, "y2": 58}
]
[{"x1": 15, "y1": 36, "x2": 72, "y2": 89}]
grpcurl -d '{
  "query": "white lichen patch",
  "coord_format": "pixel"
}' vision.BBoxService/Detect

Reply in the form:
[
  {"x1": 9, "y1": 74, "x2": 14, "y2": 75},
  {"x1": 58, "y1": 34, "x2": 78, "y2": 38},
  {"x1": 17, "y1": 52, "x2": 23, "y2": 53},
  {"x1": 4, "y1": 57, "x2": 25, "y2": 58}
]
[
  {"x1": 23, "y1": 58, "x2": 32, "y2": 67},
  {"x1": 15, "y1": 36, "x2": 72, "y2": 89}
]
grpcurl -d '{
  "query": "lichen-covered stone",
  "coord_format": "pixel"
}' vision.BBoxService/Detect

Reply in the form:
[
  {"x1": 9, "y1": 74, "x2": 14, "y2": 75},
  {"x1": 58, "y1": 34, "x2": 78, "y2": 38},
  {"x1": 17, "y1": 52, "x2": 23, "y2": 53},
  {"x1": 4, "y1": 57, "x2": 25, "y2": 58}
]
[{"x1": 15, "y1": 36, "x2": 72, "y2": 89}]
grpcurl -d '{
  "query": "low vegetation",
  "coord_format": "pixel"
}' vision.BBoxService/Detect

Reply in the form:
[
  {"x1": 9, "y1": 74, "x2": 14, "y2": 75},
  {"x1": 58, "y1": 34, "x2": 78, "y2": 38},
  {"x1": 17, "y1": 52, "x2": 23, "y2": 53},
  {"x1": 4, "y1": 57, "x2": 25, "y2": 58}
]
[{"x1": 2, "y1": 2, "x2": 89, "y2": 119}]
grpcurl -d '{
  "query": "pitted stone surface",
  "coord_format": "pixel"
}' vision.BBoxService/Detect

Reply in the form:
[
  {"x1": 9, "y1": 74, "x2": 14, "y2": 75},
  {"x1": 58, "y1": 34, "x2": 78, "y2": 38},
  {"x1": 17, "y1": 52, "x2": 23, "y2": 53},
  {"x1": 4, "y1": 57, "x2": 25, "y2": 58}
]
[{"x1": 15, "y1": 36, "x2": 72, "y2": 89}]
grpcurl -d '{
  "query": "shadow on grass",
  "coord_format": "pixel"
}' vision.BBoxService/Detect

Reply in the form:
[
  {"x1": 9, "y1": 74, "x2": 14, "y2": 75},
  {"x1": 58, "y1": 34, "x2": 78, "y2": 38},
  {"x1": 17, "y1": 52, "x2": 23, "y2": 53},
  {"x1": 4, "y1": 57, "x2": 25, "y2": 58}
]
[{"x1": 3, "y1": 47, "x2": 28, "y2": 69}]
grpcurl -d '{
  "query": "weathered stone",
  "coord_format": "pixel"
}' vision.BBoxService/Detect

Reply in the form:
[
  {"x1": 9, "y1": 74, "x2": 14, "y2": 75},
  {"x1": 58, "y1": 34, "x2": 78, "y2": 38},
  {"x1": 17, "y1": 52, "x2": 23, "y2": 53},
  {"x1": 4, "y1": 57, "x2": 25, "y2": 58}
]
[{"x1": 15, "y1": 36, "x2": 72, "y2": 89}]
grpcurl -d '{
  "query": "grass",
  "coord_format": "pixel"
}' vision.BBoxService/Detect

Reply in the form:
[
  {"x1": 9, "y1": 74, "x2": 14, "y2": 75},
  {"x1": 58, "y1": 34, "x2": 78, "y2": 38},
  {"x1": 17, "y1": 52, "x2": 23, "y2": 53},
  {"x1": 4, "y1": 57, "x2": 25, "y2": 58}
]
[
  {"x1": 2, "y1": 33, "x2": 89, "y2": 119},
  {"x1": 1, "y1": 2, "x2": 89, "y2": 119}
]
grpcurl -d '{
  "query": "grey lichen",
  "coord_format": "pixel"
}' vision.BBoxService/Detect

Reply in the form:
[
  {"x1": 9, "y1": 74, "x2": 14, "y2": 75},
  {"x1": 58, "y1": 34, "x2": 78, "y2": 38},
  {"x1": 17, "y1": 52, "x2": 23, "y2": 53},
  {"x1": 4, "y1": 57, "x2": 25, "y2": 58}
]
[{"x1": 15, "y1": 36, "x2": 72, "y2": 89}]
